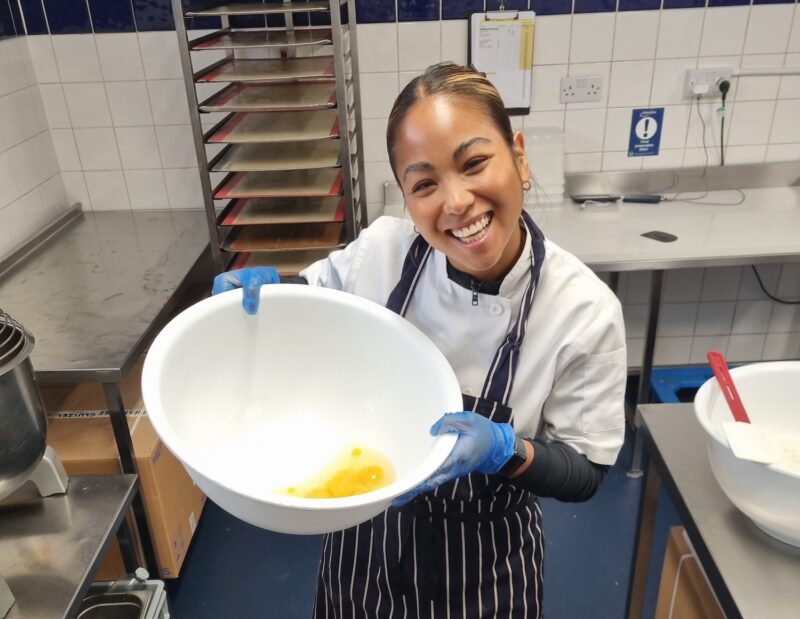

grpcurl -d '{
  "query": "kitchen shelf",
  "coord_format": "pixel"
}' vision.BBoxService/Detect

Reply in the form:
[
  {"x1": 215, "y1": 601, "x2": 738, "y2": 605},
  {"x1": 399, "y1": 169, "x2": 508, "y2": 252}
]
[
  {"x1": 205, "y1": 110, "x2": 339, "y2": 143},
  {"x1": 229, "y1": 247, "x2": 341, "y2": 274},
  {"x1": 223, "y1": 221, "x2": 344, "y2": 251},
  {"x1": 190, "y1": 28, "x2": 333, "y2": 50},
  {"x1": 196, "y1": 57, "x2": 335, "y2": 83},
  {"x1": 214, "y1": 168, "x2": 343, "y2": 199},
  {"x1": 186, "y1": 1, "x2": 331, "y2": 17},
  {"x1": 174, "y1": 0, "x2": 366, "y2": 272},
  {"x1": 219, "y1": 196, "x2": 345, "y2": 225},
  {"x1": 199, "y1": 82, "x2": 336, "y2": 112},
  {"x1": 209, "y1": 140, "x2": 342, "y2": 172}
]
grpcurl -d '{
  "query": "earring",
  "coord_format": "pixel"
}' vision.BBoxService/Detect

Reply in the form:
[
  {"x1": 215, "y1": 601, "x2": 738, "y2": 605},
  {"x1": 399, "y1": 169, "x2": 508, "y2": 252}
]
[
  {"x1": 522, "y1": 180, "x2": 532, "y2": 191},
  {"x1": 413, "y1": 225, "x2": 419, "y2": 234}
]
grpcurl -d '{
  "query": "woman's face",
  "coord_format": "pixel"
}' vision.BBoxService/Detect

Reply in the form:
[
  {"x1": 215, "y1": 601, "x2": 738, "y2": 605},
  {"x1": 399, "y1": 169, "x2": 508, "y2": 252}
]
[{"x1": 392, "y1": 95, "x2": 530, "y2": 282}]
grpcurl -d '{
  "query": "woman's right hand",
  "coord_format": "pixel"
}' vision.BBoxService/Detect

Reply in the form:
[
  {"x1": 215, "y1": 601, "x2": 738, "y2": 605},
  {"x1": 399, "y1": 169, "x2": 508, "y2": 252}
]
[{"x1": 211, "y1": 266, "x2": 280, "y2": 315}]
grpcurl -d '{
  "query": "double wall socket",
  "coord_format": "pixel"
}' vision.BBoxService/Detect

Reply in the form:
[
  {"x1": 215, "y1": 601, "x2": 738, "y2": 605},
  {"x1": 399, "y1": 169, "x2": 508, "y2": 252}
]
[
  {"x1": 559, "y1": 75, "x2": 603, "y2": 103},
  {"x1": 684, "y1": 67, "x2": 733, "y2": 98}
]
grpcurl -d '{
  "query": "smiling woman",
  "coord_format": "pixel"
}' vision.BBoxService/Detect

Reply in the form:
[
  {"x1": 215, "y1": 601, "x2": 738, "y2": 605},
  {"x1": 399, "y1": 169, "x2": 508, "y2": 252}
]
[{"x1": 212, "y1": 63, "x2": 627, "y2": 618}]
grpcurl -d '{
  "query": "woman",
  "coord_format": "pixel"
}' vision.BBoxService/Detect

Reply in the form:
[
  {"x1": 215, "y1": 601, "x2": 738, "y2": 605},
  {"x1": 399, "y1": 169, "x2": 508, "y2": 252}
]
[{"x1": 213, "y1": 62, "x2": 626, "y2": 618}]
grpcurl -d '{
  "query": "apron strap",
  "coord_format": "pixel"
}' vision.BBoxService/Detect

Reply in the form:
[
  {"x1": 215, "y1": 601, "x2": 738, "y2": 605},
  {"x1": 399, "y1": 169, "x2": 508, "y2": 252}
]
[{"x1": 386, "y1": 235, "x2": 433, "y2": 316}]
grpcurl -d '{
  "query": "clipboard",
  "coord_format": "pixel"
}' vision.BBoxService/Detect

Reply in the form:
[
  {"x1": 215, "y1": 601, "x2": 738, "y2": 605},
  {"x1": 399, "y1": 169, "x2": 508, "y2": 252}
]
[{"x1": 468, "y1": 6, "x2": 535, "y2": 116}]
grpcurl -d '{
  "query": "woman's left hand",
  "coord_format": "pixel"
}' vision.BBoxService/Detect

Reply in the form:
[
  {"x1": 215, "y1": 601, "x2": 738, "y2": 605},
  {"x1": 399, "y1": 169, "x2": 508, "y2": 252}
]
[{"x1": 393, "y1": 412, "x2": 516, "y2": 506}]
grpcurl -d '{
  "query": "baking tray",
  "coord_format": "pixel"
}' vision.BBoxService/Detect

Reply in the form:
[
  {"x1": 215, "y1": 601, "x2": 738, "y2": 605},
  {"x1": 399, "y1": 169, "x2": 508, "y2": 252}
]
[
  {"x1": 210, "y1": 140, "x2": 342, "y2": 172},
  {"x1": 199, "y1": 82, "x2": 336, "y2": 112},
  {"x1": 190, "y1": 28, "x2": 333, "y2": 50},
  {"x1": 214, "y1": 168, "x2": 343, "y2": 199},
  {"x1": 196, "y1": 57, "x2": 334, "y2": 83},
  {"x1": 186, "y1": 1, "x2": 330, "y2": 17},
  {"x1": 229, "y1": 247, "x2": 339, "y2": 275},
  {"x1": 205, "y1": 110, "x2": 339, "y2": 143},
  {"x1": 219, "y1": 196, "x2": 345, "y2": 225},
  {"x1": 222, "y1": 222, "x2": 345, "y2": 251}
]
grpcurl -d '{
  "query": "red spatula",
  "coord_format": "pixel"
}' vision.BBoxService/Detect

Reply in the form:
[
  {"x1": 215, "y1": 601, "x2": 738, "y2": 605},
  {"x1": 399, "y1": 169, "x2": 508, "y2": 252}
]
[{"x1": 707, "y1": 351, "x2": 751, "y2": 423}]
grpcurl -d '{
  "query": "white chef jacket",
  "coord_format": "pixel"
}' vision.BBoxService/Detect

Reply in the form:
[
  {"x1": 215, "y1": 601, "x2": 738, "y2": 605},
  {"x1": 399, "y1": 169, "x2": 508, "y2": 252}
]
[{"x1": 301, "y1": 216, "x2": 626, "y2": 466}]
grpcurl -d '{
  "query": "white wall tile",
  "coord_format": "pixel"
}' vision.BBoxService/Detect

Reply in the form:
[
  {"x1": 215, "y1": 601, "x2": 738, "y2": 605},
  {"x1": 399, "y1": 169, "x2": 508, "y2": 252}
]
[
  {"x1": 364, "y1": 160, "x2": 395, "y2": 204},
  {"x1": 63, "y1": 82, "x2": 112, "y2": 128},
  {"x1": 663, "y1": 268, "x2": 704, "y2": 303},
  {"x1": 657, "y1": 105, "x2": 690, "y2": 150},
  {"x1": 769, "y1": 99, "x2": 800, "y2": 144},
  {"x1": 147, "y1": 80, "x2": 189, "y2": 125},
  {"x1": 685, "y1": 100, "x2": 722, "y2": 148},
  {"x1": 695, "y1": 301, "x2": 736, "y2": 335},
  {"x1": 778, "y1": 54, "x2": 800, "y2": 99},
  {"x1": 3, "y1": 193, "x2": 39, "y2": 247},
  {"x1": 564, "y1": 108, "x2": 606, "y2": 153},
  {"x1": 744, "y1": 4, "x2": 795, "y2": 56},
  {"x1": 116, "y1": 126, "x2": 161, "y2": 169},
  {"x1": 623, "y1": 303, "x2": 648, "y2": 338},
  {"x1": 532, "y1": 64, "x2": 567, "y2": 112},
  {"x1": 125, "y1": 170, "x2": 169, "y2": 210},
  {"x1": 61, "y1": 171, "x2": 91, "y2": 210},
  {"x1": 626, "y1": 337, "x2": 645, "y2": 368},
  {"x1": 699, "y1": 266, "x2": 742, "y2": 301},
  {"x1": 38, "y1": 84, "x2": 70, "y2": 129},
  {"x1": 789, "y1": 8, "x2": 800, "y2": 53},
  {"x1": 105, "y1": 81, "x2": 153, "y2": 127},
  {"x1": 524, "y1": 110, "x2": 565, "y2": 129},
  {"x1": 533, "y1": 15, "x2": 571, "y2": 66},
  {"x1": 769, "y1": 304, "x2": 800, "y2": 333},
  {"x1": 164, "y1": 168, "x2": 203, "y2": 209},
  {"x1": 154, "y1": 124, "x2": 196, "y2": 168},
  {"x1": 777, "y1": 263, "x2": 800, "y2": 298},
  {"x1": 762, "y1": 332, "x2": 800, "y2": 361},
  {"x1": 0, "y1": 151, "x2": 19, "y2": 207},
  {"x1": 601, "y1": 151, "x2": 642, "y2": 171},
  {"x1": 700, "y1": 7, "x2": 749, "y2": 57},
  {"x1": 603, "y1": 107, "x2": 633, "y2": 151},
  {"x1": 739, "y1": 264, "x2": 780, "y2": 300},
  {"x1": 441, "y1": 19, "x2": 468, "y2": 65},
  {"x1": 357, "y1": 24, "x2": 398, "y2": 73},
  {"x1": 138, "y1": 31, "x2": 183, "y2": 80},
  {"x1": 27, "y1": 36, "x2": 60, "y2": 83},
  {"x1": 732, "y1": 300, "x2": 773, "y2": 334},
  {"x1": 52, "y1": 34, "x2": 102, "y2": 83},
  {"x1": 726, "y1": 334, "x2": 766, "y2": 362},
  {"x1": 642, "y1": 148, "x2": 685, "y2": 170},
  {"x1": 571, "y1": 13, "x2": 615, "y2": 64},
  {"x1": 765, "y1": 143, "x2": 800, "y2": 163},
  {"x1": 608, "y1": 60, "x2": 654, "y2": 108},
  {"x1": 96, "y1": 33, "x2": 145, "y2": 82},
  {"x1": 567, "y1": 62, "x2": 610, "y2": 110},
  {"x1": 651, "y1": 58, "x2": 697, "y2": 106},
  {"x1": 690, "y1": 335, "x2": 730, "y2": 364},
  {"x1": 9, "y1": 141, "x2": 39, "y2": 197},
  {"x1": 358, "y1": 72, "x2": 398, "y2": 119},
  {"x1": 398, "y1": 22, "x2": 440, "y2": 72},
  {"x1": 727, "y1": 100, "x2": 775, "y2": 146},
  {"x1": 613, "y1": 11, "x2": 659, "y2": 61},
  {"x1": 654, "y1": 336, "x2": 692, "y2": 365},
  {"x1": 74, "y1": 128, "x2": 121, "y2": 170},
  {"x1": 39, "y1": 175, "x2": 68, "y2": 218},
  {"x1": 564, "y1": 152, "x2": 602, "y2": 173},
  {"x1": 51, "y1": 129, "x2": 81, "y2": 172},
  {"x1": 361, "y1": 117, "x2": 388, "y2": 163},
  {"x1": 84, "y1": 170, "x2": 130, "y2": 210},
  {"x1": 735, "y1": 54, "x2": 783, "y2": 103},
  {"x1": 723, "y1": 145, "x2": 766, "y2": 165},
  {"x1": 657, "y1": 302, "x2": 698, "y2": 337},
  {"x1": 657, "y1": 9, "x2": 704, "y2": 60}
]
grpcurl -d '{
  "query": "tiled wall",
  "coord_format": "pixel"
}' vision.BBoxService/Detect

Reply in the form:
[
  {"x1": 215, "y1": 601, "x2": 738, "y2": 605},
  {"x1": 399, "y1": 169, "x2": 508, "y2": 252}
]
[{"x1": 0, "y1": 28, "x2": 68, "y2": 262}]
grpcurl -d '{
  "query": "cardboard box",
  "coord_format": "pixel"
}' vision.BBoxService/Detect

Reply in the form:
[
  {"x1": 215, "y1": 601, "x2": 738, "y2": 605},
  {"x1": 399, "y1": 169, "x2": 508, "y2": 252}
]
[
  {"x1": 655, "y1": 527, "x2": 725, "y2": 619},
  {"x1": 40, "y1": 358, "x2": 205, "y2": 580}
]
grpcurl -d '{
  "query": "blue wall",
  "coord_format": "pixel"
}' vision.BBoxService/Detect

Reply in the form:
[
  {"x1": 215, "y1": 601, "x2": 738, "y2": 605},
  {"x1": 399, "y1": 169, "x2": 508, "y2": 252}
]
[{"x1": 11, "y1": 0, "x2": 800, "y2": 36}]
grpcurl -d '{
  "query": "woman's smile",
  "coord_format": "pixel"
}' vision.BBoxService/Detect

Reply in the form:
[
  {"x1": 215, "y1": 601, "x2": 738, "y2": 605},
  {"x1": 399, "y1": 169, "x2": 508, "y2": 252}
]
[{"x1": 448, "y1": 212, "x2": 493, "y2": 245}]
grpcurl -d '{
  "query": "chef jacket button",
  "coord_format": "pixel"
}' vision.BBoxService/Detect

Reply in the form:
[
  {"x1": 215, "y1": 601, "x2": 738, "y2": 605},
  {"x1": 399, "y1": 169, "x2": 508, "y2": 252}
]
[{"x1": 489, "y1": 304, "x2": 503, "y2": 316}]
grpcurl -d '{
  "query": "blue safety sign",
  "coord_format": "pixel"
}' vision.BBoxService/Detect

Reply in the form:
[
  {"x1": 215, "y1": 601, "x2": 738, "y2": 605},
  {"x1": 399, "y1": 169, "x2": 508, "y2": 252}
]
[{"x1": 628, "y1": 107, "x2": 664, "y2": 157}]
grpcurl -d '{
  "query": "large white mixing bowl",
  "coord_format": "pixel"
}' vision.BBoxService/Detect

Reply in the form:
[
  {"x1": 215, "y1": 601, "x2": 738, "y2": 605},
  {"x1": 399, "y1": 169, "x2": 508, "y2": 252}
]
[
  {"x1": 142, "y1": 285, "x2": 461, "y2": 534},
  {"x1": 694, "y1": 362, "x2": 800, "y2": 547}
]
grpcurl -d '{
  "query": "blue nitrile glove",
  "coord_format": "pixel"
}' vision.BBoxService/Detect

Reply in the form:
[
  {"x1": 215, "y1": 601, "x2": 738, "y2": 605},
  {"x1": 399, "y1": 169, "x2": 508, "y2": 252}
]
[
  {"x1": 393, "y1": 412, "x2": 516, "y2": 507},
  {"x1": 211, "y1": 267, "x2": 280, "y2": 315}
]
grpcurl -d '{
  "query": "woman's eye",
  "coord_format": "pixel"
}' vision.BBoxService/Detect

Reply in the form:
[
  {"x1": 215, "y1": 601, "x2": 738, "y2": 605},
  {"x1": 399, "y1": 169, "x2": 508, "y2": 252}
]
[
  {"x1": 411, "y1": 180, "x2": 434, "y2": 193},
  {"x1": 464, "y1": 157, "x2": 488, "y2": 172}
]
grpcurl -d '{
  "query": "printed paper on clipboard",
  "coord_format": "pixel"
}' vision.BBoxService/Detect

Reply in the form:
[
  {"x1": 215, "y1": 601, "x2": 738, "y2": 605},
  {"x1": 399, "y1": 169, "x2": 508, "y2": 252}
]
[{"x1": 468, "y1": 10, "x2": 535, "y2": 115}]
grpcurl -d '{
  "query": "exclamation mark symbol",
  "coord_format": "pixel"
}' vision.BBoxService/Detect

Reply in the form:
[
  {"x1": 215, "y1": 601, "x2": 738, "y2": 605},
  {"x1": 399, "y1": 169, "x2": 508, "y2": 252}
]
[{"x1": 643, "y1": 118, "x2": 651, "y2": 138}]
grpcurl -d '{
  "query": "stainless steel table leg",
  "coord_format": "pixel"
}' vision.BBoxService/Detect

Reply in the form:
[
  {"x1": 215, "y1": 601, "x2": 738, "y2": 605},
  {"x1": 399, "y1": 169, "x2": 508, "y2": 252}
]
[
  {"x1": 103, "y1": 382, "x2": 159, "y2": 575},
  {"x1": 628, "y1": 269, "x2": 664, "y2": 478},
  {"x1": 626, "y1": 449, "x2": 661, "y2": 619}
]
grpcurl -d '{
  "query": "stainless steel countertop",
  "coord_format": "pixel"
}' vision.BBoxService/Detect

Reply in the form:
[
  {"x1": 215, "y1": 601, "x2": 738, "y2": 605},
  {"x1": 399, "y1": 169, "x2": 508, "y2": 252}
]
[
  {"x1": 639, "y1": 404, "x2": 800, "y2": 619},
  {"x1": 0, "y1": 475, "x2": 137, "y2": 619},
  {"x1": 0, "y1": 209, "x2": 209, "y2": 383}
]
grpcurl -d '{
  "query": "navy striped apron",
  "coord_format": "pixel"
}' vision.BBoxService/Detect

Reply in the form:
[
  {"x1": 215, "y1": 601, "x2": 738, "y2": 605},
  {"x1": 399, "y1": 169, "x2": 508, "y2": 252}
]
[{"x1": 314, "y1": 212, "x2": 547, "y2": 618}]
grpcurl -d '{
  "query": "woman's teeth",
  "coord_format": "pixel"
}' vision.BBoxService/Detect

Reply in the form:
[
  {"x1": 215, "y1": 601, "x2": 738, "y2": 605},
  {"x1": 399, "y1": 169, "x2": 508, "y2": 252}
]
[{"x1": 451, "y1": 214, "x2": 491, "y2": 243}]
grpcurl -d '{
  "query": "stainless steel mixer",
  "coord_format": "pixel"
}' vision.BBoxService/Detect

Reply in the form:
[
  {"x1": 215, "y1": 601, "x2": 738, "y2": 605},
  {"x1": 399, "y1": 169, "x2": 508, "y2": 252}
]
[{"x1": 0, "y1": 308, "x2": 69, "y2": 617}]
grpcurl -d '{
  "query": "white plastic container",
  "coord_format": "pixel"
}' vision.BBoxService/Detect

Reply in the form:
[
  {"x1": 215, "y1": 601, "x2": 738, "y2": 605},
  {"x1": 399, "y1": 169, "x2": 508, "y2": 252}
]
[
  {"x1": 694, "y1": 362, "x2": 800, "y2": 547},
  {"x1": 142, "y1": 285, "x2": 461, "y2": 534}
]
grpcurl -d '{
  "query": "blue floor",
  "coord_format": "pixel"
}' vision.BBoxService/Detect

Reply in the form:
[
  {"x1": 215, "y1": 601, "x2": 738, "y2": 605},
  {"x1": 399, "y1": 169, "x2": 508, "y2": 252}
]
[{"x1": 166, "y1": 428, "x2": 682, "y2": 618}]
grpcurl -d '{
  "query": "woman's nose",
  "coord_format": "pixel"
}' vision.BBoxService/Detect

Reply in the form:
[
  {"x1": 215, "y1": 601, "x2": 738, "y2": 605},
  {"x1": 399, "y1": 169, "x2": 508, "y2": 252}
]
[{"x1": 443, "y1": 181, "x2": 473, "y2": 214}]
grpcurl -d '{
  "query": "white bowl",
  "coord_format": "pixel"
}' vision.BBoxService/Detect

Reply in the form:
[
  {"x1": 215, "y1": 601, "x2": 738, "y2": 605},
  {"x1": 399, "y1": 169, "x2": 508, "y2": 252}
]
[
  {"x1": 694, "y1": 362, "x2": 800, "y2": 546},
  {"x1": 142, "y1": 285, "x2": 460, "y2": 534}
]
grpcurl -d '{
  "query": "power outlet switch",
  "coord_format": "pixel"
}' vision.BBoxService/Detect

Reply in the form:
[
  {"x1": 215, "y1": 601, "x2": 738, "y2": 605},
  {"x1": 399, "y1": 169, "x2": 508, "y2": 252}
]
[
  {"x1": 559, "y1": 75, "x2": 603, "y2": 103},
  {"x1": 684, "y1": 67, "x2": 733, "y2": 98}
]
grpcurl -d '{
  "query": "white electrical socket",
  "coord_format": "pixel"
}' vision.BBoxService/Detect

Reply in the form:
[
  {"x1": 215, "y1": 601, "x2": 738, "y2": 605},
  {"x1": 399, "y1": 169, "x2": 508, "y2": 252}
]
[
  {"x1": 559, "y1": 75, "x2": 603, "y2": 103},
  {"x1": 684, "y1": 67, "x2": 733, "y2": 98}
]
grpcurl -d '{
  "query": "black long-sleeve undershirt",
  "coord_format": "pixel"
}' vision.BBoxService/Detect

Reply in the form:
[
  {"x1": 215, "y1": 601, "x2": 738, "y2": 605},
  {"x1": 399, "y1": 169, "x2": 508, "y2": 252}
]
[{"x1": 510, "y1": 439, "x2": 608, "y2": 502}]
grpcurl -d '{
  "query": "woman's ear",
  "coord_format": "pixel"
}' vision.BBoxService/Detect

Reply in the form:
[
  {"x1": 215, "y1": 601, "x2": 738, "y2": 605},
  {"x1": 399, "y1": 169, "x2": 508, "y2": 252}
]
[{"x1": 512, "y1": 131, "x2": 531, "y2": 182}]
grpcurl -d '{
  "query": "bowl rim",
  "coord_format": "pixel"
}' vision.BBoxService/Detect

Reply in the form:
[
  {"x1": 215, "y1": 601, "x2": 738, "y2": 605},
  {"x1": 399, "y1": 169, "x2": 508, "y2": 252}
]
[
  {"x1": 142, "y1": 284, "x2": 462, "y2": 510},
  {"x1": 693, "y1": 361, "x2": 800, "y2": 480}
]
